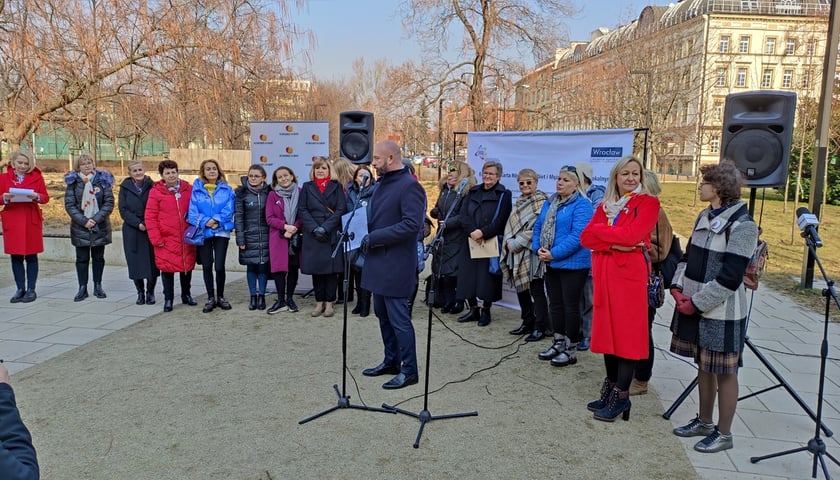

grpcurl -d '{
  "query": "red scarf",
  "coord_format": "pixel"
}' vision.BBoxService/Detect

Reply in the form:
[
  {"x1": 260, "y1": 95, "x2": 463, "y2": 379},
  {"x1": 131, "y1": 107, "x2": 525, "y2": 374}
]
[{"x1": 315, "y1": 176, "x2": 330, "y2": 193}]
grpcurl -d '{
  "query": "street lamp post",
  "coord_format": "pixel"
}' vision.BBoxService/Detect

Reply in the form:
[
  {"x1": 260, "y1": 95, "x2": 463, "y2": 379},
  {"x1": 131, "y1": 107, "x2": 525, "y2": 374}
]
[{"x1": 630, "y1": 70, "x2": 653, "y2": 169}]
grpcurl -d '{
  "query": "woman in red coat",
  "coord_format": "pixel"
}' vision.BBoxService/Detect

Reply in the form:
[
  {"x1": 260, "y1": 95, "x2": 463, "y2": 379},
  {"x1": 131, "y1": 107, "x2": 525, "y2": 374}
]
[
  {"x1": 580, "y1": 155, "x2": 659, "y2": 422},
  {"x1": 0, "y1": 150, "x2": 49, "y2": 303},
  {"x1": 144, "y1": 160, "x2": 197, "y2": 312}
]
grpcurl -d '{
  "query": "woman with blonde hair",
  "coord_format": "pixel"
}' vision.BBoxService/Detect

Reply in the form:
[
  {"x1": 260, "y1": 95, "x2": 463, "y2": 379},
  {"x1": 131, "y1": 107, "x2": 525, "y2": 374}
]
[
  {"x1": 188, "y1": 159, "x2": 235, "y2": 312},
  {"x1": 0, "y1": 150, "x2": 49, "y2": 303},
  {"x1": 429, "y1": 161, "x2": 475, "y2": 314},
  {"x1": 64, "y1": 153, "x2": 115, "y2": 301},
  {"x1": 580, "y1": 155, "x2": 659, "y2": 422},
  {"x1": 299, "y1": 157, "x2": 347, "y2": 317},
  {"x1": 118, "y1": 160, "x2": 159, "y2": 304}
]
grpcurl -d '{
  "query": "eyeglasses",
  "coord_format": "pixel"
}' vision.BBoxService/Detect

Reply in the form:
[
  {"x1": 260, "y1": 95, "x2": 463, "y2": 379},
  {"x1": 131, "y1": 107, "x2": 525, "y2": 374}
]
[
  {"x1": 519, "y1": 180, "x2": 533, "y2": 186},
  {"x1": 448, "y1": 166, "x2": 458, "y2": 173},
  {"x1": 698, "y1": 181, "x2": 709, "y2": 187},
  {"x1": 560, "y1": 165, "x2": 577, "y2": 174}
]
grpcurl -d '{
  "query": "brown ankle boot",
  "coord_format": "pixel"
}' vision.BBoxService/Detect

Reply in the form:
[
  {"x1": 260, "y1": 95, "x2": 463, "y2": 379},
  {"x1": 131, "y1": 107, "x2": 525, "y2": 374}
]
[
  {"x1": 629, "y1": 379, "x2": 648, "y2": 396},
  {"x1": 311, "y1": 301, "x2": 325, "y2": 317},
  {"x1": 323, "y1": 301, "x2": 335, "y2": 317}
]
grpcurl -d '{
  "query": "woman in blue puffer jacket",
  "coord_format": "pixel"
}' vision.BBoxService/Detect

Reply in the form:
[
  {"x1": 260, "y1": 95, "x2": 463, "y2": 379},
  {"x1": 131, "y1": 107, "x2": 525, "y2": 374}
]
[{"x1": 188, "y1": 159, "x2": 235, "y2": 313}]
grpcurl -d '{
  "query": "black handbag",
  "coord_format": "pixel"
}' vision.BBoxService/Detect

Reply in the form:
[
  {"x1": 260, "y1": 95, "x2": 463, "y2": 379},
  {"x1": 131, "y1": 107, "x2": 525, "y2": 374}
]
[{"x1": 288, "y1": 232, "x2": 302, "y2": 255}]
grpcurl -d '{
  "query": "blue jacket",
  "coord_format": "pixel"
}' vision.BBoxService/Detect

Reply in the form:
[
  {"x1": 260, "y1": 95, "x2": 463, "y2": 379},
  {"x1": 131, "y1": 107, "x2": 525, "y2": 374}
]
[
  {"x1": 187, "y1": 179, "x2": 235, "y2": 240},
  {"x1": 361, "y1": 167, "x2": 426, "y2": 298},
  {"x1": 0, "y1": 383, "x2": 39, "y2": 480},
  {"x1": 532, "y1": 192, "x2": 593, "y2": 270}
]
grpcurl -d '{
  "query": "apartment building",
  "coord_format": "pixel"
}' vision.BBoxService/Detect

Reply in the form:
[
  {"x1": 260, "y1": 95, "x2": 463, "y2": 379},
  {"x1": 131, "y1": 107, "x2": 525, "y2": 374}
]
[{"x1": 514, "y1": 0, "x2": 832, "y2": 174}]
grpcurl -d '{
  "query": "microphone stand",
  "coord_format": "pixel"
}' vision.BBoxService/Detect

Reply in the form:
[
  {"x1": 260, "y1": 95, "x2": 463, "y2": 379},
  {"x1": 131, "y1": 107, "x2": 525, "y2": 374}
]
[
  {"x1": 382, "y1": 185, "x2": 477, "y2": 448},
  {"x1": 300, "y1": 180, "x2": 393, "y2": 424},
  {"x1": 749, "y1": 232, "x2": 840, "y2": 479}
]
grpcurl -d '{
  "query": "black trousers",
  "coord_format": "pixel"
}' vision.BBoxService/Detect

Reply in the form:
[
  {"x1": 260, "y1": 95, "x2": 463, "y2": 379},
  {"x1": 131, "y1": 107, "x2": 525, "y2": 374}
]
[
  {"x1": 75, "y1": 245, "x2": 105, "y2": 286},
  {"x1": 197, "y1": 237, "x2": 229, "y2": 298},
  {"x1": 312, "y1": 273, "x2": 338, "y2": 302},
  {"x1": 544, "y1": 267, "x2": 588, "y2": 343},
  {"x1": 161, "y1": 271, "x2": 193, "y2": 300},
  {"x1": 634, "y1": 306, "x2": 657, "y2": 382}
]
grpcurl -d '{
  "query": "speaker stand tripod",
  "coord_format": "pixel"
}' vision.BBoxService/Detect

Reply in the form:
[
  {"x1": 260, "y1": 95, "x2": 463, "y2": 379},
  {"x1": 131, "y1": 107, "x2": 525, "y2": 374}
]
[
  {"x1": 382, "y1": 195, "x2": 477, "y2": 448},
  {"x1": 749, "y1": 234, "x2": 840, "y2": 479},
  {"x1": 299, "y1": 189, "x2": 393, "y2": 424}
]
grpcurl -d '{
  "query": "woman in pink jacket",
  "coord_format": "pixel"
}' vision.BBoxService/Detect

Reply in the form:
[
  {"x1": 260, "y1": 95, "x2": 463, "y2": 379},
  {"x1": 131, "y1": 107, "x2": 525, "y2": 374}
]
[{"x1": 265, "y1": 166, "x2": 302, "y2": 314}]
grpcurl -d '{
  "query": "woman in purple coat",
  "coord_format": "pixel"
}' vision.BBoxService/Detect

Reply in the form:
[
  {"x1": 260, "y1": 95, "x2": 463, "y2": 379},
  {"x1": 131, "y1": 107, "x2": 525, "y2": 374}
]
[{"x1": 265, "y1": 166, "x2": 303, "y2": 313}]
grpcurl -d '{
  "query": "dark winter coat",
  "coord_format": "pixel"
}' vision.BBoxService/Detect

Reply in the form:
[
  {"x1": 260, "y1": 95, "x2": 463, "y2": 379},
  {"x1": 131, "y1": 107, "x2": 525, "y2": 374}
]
[
  {"x1": 456, "y1": 182, "x2": 512, "y2": 302},
  {"x1": 63, "y1": 169, "x2": 115, "y2": 248},
  {"x1": 361, "y1": 167, "x2": 426, "y2": 298},
  {"x1": 265, "y1": 188, "x2": 302, "y2": 273},
  {"x1": 0, "y1": 383, "x2": 39, "y2": 480},
  {"x1": 0, "y1": 165, "x2": 49, "y2": 256},
  {"x1": 429, "y1": 184, "x2": 467, "y2": 277},
  {"x1": 234, "y1": 181, "x2": 271, "y2": 266},
  {"x1": 298, "y1": 179, "x2": 347, "y2": 275},
  {"x1": 145, "y1": 179, "x2": 196, "y2": 273},
  {"x1": 118, "y1": 176, "x2": 158, "y2": 280}
]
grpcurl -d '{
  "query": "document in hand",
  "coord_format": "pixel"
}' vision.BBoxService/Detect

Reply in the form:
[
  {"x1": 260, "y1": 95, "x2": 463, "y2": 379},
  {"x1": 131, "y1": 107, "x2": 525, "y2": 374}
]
[
  {"x1": 468, "y1": 236, "x2": 500, "y2": 259},
  {"x1": 9, "y1": 188, "x2": 35, "y2": 202}
]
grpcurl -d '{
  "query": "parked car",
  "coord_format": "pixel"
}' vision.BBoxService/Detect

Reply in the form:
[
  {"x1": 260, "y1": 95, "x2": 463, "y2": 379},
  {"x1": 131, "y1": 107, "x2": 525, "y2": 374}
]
[
  {"x1": 422, "y1": 156, "x2": 439, "y2": 168},
  {"x1": 412, "y1": 154, "x2": 425, "y2": 165}
]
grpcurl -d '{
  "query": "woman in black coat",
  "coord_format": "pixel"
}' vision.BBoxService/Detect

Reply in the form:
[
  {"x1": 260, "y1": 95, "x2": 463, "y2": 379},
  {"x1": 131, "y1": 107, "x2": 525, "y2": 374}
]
[
  {"x1": 298, "y1": 157, "x2": 347, "y2": 318},
  {"x1": 345, "y1": 164, "x2": 375, "y2": 317},
  {"x1": 118, "y1": 160, "x2": 159, "y2": 305},
  {"x1": 430, "y1": 161, "x2": 475, "y2": 315},
  {"x1": 456, "y1": 160, "x2": 512, "y2": 327},
  {"x1": 235, "y1": 164, "x2": 271, "y2": 310},
  {"x1": 64, "y1": 153, "x2": 115, "y2": 302}
]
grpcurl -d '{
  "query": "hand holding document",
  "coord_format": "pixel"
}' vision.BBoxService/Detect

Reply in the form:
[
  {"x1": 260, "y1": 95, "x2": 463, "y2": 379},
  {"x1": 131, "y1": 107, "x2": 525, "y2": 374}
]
[
  {"x1": 8, "y1": 188, "x2": 36, "y2": 203},
  {"x1": 468, "y1": 235, "x2": 500, "y2": 259}
]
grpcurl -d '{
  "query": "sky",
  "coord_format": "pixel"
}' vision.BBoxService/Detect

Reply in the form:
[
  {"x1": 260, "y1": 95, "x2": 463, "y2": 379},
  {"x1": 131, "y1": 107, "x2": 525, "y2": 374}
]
[{"x1": 294, "y1": 0, "x2": 669, "y2": 80}]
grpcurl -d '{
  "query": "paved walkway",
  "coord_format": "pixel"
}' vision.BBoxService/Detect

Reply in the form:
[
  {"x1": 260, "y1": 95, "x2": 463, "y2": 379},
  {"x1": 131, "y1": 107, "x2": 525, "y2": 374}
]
[{"x1": 1, "y1": 266, "x2": 839, "y2": 479}]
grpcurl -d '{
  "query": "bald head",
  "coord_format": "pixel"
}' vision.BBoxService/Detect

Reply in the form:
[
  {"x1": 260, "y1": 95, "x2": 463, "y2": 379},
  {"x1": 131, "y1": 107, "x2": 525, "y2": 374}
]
[{"x1": 372, "y1": 140, "x2": 403, "y2": 174}]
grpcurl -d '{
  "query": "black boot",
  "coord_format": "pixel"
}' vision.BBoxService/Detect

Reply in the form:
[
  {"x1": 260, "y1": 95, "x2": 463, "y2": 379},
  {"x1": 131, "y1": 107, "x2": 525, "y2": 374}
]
[
  {"x1": 267, "y1": 296, "x2": 287, "y2": 314},
  {"x1": 203, "y1": 297, "x2": 216, "y2": 313},
  {"x1": 248, "y1": 295, "x2": 257, "y2": 310},
  {"x1": 457, "y1": 307, "x2": 480, "y2": 323},
  {"x1": 286, "y1": 294, "x2": 299, "y2": 313},
  {"x1": 74, "y1": 285, "x2": 89, "y2": 302},
  {"x1": 93, "y1": 283, "x2": 107, "y2": 299},
  {"x1": 358, "y1": 289, "x2": 371, "y2": 317},
  {"x1": 477, "y1": 307, "x2": 492, "y2": 327},
  {"x1": 449, "y1": 300, "x2": 465, "y2": 315},
  {"x1": 257, "y1": 294, "x2": 266, "y2": 310},
  {"x1": 587, "y1": 378, "x2": 617, "y2": 412},
  {"x1": 163, "y1": 298, "x2": 174, "y2": 312},
  {"x1": 146, "y1": 277, "x2": 157, "y2": 305},
  {"x1": 352, "y1": 289, "x2": 363, "y2": 315},
  {"x1": 593, "y1": 387, "x2": 631, "y2": 422},
  {"x1": 181, "y1": 294, "x2": 197, "y2": 306},
  {"x1": 134, "y1": 280, "x2": 145, "y2": 305}
]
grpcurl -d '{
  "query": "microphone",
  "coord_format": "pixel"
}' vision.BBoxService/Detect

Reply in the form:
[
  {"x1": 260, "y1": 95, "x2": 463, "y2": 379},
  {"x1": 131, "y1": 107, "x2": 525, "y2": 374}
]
[
  {"x1": 360, "y1": 171, "x2": 371, "y2": 189},
  {"x1": 456, "y1": 178, "x2": 469, "y2": 195},
  {"x1": 796, "y1": 207, "x2": 823, "y2": 248}
]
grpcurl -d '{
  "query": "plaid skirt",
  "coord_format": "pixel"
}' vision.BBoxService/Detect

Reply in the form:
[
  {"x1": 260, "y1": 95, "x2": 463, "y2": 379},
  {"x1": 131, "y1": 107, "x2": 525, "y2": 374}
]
[{"x1": 670, "y1": 335, "x2": 743, "y2": 375}]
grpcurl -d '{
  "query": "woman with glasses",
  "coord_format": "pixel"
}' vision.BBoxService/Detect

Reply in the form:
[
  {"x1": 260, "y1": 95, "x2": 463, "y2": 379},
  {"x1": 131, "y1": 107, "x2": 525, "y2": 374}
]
[
  {"x1": 669, "y1": 161, "x2": 757, "y2": 453},
  {"x1": 64, "y1": 153, "x2": 115, "y2": 301},
  {"x1": 501, "y1": 169, "x2": 550, "y2": 341},
  {"x1": 188, "y1": 159, "x2": 235, "y2": 313},
  {"x1": 235, "y1": 165, "x2": 271, "y2": 310},
  {"x1": 265, "y1": 166, "x2": 302, "y2": 314},
  {"x1": 430, "y1": 161, "x2": 475, "y2": 315},
  {"x1": 456, "y1": 160, "x2": 512, "y2": 327},
  {"x1": 580, "y1": 155, "x2": 659, "y2": 422},
  {"x1": 533, "y1": 165, "x2": 593, "y2": 365}
]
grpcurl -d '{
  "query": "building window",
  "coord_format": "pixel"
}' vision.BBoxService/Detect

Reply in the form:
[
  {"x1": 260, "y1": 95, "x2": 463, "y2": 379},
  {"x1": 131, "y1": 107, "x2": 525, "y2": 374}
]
[
  {"x1": 765, "y1": 38, "x2": 776, "y2": 55},
  {"x1": 802, "y1": 70, "x2": 813, "y2": 88},
  {"x1": 719, "y1": 36, "x2": 730, "y2": 53},
  {"x1": 739, "y1": 36, "x2": 750, "y2": 53},
  {"x1": 713, "y1": 102, "x2": 723, "y2": 121},
  {"x1": 783, "y1": 70, "x2": 793, "y2": 88},
  {"x1": 762, "y1": 69, "x2": 773, "y2": 88},
  {"x1": 785, "y1": 38, "x2": 796, "y2": 55},
  {"x1": 806, "y1": 38, "x2": 816, "y2": 56},
  {"x1": 711, "y1": 137, "x2": 720, "y2": 154},
  {"x1": 736, "y1": 67, "x2": 748, "y2": 87},
  {"x1": 716, "y1": 67, "x2": 727, "y2": 87}
]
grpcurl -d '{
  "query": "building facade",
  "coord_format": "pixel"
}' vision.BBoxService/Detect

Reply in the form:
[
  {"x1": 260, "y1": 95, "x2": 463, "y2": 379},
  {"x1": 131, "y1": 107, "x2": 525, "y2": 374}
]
[{"x1": 515, "y1": 0, "x2": 832, "y2": 174}]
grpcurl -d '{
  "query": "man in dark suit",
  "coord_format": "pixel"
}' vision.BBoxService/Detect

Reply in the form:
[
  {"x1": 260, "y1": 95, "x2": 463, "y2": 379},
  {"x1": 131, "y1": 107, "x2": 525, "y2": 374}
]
[
  {"x1": 0, "y1": 363, "x2": 39, "y2": 480},
  {"x1": 361, "y1": 140, "x2": 426, "y2": 389}
]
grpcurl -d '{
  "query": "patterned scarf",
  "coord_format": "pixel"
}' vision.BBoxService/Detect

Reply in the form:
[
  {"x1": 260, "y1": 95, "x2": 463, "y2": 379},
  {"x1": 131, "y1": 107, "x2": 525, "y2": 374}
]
[
  {"x1": 275, "y1": 182, "x2": 299, "y2": 224},
  {"x1": 602, "y1": 184, "x2": 642, "y2": 225},
  {"x1": 81, "y1": 172, "x2": 99, "y2": 218},
  {"x1": 539, "y1": 191, "x2": 580, "y2": 250},
  {"x1": 501, "y1": 190, "x2": 548, "y2": 291}
]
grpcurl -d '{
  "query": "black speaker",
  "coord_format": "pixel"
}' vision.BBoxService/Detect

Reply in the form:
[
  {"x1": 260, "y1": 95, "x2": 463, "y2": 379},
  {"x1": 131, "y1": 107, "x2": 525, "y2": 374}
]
[
  {"x1": 339, "y1": 111, "x2": 374, "y2": 164},
  {"x1": 721, "y1": 90, "x2": 796, "y2": 187}
]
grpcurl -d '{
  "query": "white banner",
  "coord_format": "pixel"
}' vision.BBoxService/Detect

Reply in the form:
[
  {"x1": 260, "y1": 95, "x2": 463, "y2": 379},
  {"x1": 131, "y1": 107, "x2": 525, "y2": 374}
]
[
  {"x1": 466, "y1": 129, "x2": 635, "y2": 200},
  {"x1": 463, "y1": 129, "x2": 636, "y2": 310},
  {"x1": 250, "y1": 121, "x2": 330, "y2": 179}
]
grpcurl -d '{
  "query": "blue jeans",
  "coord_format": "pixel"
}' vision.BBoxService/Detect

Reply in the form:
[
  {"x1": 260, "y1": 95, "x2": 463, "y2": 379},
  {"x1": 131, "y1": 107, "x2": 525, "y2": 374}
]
[{"x1": 373, "y1": 294, "x2": 418, "y2": 376}]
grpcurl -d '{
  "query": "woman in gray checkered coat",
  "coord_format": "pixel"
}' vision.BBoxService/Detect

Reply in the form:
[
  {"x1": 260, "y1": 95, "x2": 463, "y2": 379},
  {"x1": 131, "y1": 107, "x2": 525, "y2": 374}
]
[{"x1": 668, "y1": 161, "x2": 758, "y2": 454}]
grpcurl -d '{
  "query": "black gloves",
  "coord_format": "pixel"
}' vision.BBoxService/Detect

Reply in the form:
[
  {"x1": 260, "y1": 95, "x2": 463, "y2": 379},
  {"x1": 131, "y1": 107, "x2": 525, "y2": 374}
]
[
  {"x1": 312, "y1": 226, "x2": 328, "y2": 242},
  {"x1": 430, "y1": 207, "x2": 441, "y2": 219},
  {"x1": 360, "y1": 234, "x2": 370, "y2": 253}
]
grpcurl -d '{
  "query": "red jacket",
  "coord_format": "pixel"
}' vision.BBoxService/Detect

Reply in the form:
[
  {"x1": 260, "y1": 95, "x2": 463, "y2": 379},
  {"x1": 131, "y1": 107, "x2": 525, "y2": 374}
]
[
  {"x1": 581, "y1": 194, "x2": 660, "y2": 360},
  {"x1": 0, "y1": 165, "x2": 49, "y2": 255},
  {"x1": 145, "y1": 179, "x2": 196, "y2": 273}
]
